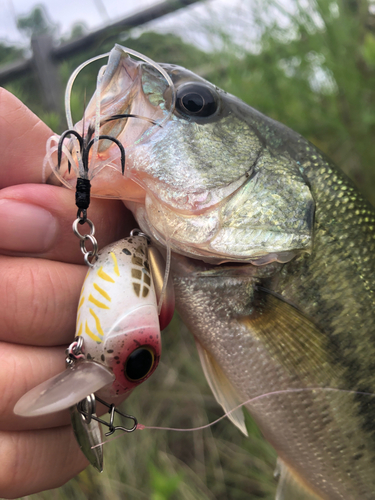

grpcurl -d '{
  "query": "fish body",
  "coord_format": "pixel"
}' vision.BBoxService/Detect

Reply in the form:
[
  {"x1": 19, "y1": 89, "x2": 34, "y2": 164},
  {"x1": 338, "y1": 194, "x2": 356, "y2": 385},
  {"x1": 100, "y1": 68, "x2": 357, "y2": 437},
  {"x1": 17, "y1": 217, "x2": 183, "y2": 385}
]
[
  {"x1": 170, "y1": 155, "x2": 375, "y2": 500},
  {"x1": 49, "y1": 46, "x2": 375, "y2": 499}
]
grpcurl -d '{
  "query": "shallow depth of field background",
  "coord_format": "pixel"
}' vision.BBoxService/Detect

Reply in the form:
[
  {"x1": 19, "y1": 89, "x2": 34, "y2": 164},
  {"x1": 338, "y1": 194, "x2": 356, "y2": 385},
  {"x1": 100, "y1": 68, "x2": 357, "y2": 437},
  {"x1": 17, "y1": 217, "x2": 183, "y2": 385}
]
[{"x1": 1, "y1": 0, "x2": 375, "y2": 498}]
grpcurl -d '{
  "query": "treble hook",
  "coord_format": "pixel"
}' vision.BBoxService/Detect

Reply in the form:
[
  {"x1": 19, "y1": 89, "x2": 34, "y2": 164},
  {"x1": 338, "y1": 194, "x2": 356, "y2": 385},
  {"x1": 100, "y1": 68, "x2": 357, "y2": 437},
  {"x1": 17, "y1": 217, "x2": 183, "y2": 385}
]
[
  {"x1": 57, "y1": 129, "x2": 83, "y2": 174},
  {"x1": 57, "y1": 131, "x2": 126, "y2": 175}
]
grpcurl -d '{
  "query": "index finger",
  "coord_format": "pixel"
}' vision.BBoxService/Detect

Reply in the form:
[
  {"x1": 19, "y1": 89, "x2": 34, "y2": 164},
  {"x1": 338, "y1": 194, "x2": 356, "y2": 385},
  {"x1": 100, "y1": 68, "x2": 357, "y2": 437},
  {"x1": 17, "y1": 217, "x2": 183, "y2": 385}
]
[{"x1": 0, "y1": 88, "x2": 53, "y2": 188}]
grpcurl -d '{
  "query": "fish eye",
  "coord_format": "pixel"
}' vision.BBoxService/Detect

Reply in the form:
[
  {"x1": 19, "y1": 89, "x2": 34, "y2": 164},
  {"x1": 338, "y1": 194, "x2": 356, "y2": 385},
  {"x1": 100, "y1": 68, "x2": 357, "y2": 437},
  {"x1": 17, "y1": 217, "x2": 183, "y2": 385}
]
[
  {"x1": 176, "y1": 83, "x2": 218, "y2": 118},
  {"x1": 124, "y1": 347, "x2": 155, "y2": 381}
]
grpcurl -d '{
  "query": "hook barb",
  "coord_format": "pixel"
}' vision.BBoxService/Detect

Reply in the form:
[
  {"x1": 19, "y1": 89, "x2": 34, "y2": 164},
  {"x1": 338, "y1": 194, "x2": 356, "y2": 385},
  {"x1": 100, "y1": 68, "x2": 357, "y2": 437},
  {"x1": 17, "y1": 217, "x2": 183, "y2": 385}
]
[{"x1": 84, "y1": 135, "x2": 126, "y2": 175}]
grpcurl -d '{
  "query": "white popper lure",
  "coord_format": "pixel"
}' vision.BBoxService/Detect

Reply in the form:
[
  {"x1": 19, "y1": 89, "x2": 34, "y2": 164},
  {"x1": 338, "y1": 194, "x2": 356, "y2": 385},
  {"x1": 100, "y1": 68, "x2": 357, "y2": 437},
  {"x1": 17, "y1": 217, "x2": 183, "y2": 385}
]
[
  {"x1": 14, "y1": 235, "x2": 163, "y2": 417},
  {"x1": 14, "y1": 46, "x2": 176, "y2": 470}
]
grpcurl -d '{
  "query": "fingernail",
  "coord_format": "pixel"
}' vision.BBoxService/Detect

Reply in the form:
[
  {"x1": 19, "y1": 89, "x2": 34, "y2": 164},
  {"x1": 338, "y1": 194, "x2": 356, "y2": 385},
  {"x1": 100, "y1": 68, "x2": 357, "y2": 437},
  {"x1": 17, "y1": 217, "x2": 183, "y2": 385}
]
[{"x1": 0, "y1": 200, "x2": 58, "y2": 253}]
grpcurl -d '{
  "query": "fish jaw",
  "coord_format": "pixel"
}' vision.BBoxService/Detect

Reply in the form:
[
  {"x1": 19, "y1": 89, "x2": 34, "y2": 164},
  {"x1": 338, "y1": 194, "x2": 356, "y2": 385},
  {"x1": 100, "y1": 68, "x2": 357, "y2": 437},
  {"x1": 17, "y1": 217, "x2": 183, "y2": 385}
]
[
  {"x1": 126, "y1": 150, "x2": 313, "y2": 265},
  {"x1": 123, "y1": 99, "x2": 314, "y2": 263},
  {"x1": 120, "y1": 61, "x2": 315, "y2": 263}
]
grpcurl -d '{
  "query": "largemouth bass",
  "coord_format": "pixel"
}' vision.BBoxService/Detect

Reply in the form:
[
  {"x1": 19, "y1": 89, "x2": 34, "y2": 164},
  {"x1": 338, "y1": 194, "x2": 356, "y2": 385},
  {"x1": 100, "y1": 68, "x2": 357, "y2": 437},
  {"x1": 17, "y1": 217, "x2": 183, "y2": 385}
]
[{"x1": 49, "y1": 45, "x2": 375, "y2": 500}]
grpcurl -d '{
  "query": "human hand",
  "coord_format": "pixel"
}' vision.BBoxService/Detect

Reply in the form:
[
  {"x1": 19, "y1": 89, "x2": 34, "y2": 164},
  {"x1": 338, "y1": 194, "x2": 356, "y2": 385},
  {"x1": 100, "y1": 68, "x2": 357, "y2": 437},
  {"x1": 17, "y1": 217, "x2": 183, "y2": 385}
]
[{"x1": 0, "y1": 89, "x2": 135, "y2": 498}]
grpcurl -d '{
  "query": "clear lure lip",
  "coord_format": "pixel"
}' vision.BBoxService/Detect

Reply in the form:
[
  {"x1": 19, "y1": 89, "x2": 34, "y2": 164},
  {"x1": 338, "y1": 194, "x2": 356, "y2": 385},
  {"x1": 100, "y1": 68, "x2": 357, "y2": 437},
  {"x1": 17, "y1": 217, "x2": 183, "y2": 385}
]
[{"x1": 13, "y1": 361, "x2": 115, "y2": 417}]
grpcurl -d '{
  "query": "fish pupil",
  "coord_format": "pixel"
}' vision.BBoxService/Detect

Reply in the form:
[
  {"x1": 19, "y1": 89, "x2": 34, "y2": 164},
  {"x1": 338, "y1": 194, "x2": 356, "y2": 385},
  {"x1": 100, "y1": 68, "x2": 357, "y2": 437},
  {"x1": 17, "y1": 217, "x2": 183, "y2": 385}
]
[
  {"x1": 182, "y1": 93, "x2": 204, "y2": 113},
  {"x1": 125, "y1": 347, "x2": 154, "y2": 381}
]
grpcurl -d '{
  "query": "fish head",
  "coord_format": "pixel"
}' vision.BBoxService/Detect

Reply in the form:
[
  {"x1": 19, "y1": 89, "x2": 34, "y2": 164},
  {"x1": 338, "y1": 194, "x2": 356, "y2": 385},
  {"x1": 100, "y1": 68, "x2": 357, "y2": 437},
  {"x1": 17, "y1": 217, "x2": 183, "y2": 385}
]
[{"x1": 51, "y1": 45, "x2": 314, "y2": 265}]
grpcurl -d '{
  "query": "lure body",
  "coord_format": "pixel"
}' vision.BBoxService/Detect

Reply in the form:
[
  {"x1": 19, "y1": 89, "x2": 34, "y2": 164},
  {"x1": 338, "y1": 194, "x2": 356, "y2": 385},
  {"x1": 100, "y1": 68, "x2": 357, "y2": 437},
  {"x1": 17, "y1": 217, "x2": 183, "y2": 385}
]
[
  {"x1": 77, "y1": 234, "x2": 161, "y2": 398},
  {"x1": 14, "y1": 235, "x2": 161, "y2": 416}
]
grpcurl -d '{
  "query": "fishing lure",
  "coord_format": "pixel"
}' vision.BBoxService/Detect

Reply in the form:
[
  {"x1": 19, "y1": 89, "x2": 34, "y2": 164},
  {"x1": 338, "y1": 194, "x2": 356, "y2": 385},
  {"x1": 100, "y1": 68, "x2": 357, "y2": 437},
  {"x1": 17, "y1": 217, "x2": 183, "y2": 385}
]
[
  {"x1": 14, "y1": 107, "x2": 175, "y2": 471},
  {"x1": 14, "y1": 233, "x2": 162, "y2": 413},
  {"x1": 16, "y1": 231, "x2": 166, "y2": 468}
]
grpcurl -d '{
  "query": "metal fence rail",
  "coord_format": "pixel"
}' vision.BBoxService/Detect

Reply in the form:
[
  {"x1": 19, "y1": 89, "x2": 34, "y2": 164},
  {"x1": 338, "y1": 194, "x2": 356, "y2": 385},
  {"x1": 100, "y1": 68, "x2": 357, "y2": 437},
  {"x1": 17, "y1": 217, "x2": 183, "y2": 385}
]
[{"x1": 0, "y1": 0, "x2": 202, "y2": 114}]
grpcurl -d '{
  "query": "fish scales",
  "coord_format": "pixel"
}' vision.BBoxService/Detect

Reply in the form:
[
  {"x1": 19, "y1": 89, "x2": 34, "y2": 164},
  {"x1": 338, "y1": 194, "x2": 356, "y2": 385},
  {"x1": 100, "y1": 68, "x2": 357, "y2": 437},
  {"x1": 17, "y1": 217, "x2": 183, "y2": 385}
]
[
  {"x1": 154, "y1": 93, "x2": 375, "y2": 499},
  {"x1": 173, "y1": 131, "x2": 375, "y2": 499},
  {"x1": 50, "y1": 46, "x2": 375, "y2": 499}
]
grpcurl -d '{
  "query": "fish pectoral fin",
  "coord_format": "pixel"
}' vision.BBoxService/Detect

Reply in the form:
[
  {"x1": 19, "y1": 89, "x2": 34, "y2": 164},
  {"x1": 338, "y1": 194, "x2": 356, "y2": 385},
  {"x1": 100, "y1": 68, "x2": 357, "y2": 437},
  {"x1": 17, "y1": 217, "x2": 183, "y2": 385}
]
[
  {"x1": 275, "y1": 458, "x2": 323, "y2": 500},
  {"x1": 14, "y1": 361, "x2": 115, "y2": 417},
  {"x1": 195, "y1": 340, "x2": 248, "y2": 436},
  {"x1": 240, "y1": 288, "x2": 339, "y2": 383}
]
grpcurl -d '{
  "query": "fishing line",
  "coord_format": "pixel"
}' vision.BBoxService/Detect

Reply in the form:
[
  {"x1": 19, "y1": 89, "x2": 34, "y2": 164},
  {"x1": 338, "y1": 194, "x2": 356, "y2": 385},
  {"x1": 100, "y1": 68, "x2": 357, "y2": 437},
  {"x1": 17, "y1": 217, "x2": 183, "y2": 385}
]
[
  {"x1": 91, "y1": 386, "x2": 375, "y2": 450},
  {"x1": 156, "y1": 202, "x2": 173, "y2": 315},
  {"x1": 89, "y1": 65, "x2": 104, "y2": 175}
]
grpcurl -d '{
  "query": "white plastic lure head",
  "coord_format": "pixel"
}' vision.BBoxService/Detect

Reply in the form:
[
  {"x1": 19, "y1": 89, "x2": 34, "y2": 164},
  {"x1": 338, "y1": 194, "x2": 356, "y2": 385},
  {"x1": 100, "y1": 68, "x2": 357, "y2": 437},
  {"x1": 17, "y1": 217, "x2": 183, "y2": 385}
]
[{"x1": 14, "y1": 235, "x2": 162, "y2": 417}]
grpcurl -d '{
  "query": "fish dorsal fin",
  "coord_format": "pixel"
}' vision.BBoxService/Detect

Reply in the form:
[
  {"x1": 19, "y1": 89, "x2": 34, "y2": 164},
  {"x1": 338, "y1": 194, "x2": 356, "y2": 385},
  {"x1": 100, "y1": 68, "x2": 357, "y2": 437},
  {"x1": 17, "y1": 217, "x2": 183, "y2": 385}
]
[
  {"x1": 195, "y1": 340, "x2": 248, "y2": 436},
  {"x1": 14, "y1": 361, "x2": 115, "y2": 417},
  {"x1": 275, "y1": 458, "x2": 323, "y2": 500}
]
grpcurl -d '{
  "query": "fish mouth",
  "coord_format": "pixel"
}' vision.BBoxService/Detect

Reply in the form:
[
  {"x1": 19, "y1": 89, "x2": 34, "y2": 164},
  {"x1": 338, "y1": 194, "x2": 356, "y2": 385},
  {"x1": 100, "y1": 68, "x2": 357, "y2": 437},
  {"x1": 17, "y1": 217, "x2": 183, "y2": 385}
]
[{"x1": 48, "y1": 45, "x2": 174, "y2": 202}]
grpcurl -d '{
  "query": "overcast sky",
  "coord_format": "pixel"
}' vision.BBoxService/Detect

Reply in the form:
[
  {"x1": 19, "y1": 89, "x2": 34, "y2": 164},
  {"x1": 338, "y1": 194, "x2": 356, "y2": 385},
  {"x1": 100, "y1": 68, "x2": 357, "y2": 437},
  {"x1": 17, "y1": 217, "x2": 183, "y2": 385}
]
[{"x1": 0, "y1": 0, "x2": 250, "y2": 49}]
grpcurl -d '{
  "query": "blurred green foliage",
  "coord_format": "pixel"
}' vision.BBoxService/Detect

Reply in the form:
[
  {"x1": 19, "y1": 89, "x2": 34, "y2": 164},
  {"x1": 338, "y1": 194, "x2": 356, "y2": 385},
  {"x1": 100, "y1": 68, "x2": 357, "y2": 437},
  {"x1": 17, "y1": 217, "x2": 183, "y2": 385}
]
[
  {"x1": 149, "y1": 463, "x2": 183, "y2": 500},
  {"x1": 3, "y1": 1, "x2": 375, "y2": 499},
  {"x1": 0, "y1": 42, "x2": 24, "y2": 65}
]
